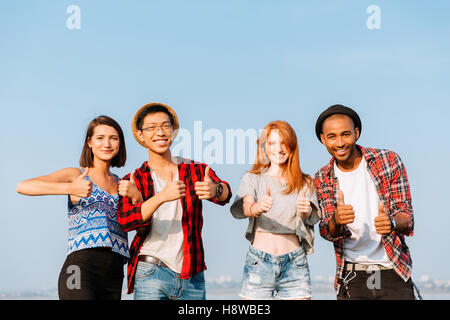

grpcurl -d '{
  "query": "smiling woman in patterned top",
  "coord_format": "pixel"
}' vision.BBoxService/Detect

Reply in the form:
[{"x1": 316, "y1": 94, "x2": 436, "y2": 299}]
[{"x1": 16, "y1": 116, "x2": 138, "y2": 300}]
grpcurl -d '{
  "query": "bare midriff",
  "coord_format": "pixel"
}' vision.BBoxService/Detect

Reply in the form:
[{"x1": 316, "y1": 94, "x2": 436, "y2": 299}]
[{"x1": 252, "y1": 231, "x2": 300, "y2": 256}]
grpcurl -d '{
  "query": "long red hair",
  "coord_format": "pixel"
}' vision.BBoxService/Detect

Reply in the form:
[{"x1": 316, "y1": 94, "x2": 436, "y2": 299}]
[{"x1": 250, "y1": 121, "x2": 312, "y2": 194}]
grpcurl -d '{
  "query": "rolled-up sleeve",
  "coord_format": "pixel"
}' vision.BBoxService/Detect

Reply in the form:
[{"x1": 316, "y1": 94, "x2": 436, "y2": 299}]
[
  {"x1": 388, "y1": 152, "x2": 414, "y2": 236},
  {"x1": 118, "y1": 172, "x2": 151, "y2": 232},
  {"x1": 314, "y1": 174, "x2": 351, "y2": 242},
  {"x1": 230, "y1": 172, "x2": 256, "y2": 219},
  {"x1": 303, "y1": 185, "x2": 322, "y2": 227}
]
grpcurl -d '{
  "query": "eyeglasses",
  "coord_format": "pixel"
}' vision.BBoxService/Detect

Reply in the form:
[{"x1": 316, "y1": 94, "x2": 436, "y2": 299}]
[{"x1": 141, "y1": 123, "x2": 173, "y2": 133}]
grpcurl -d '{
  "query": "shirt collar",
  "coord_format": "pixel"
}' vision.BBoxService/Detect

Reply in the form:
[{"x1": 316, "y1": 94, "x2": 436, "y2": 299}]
[
  {"x1": 140, "y1": 157, "x2": 188, "y2": 173},
  {"x1": 141, "y1": 161, "x2": 151, "y2": 173},
  {"x1": 322, "y1": 144, "x2": 374, "y2": 178}
]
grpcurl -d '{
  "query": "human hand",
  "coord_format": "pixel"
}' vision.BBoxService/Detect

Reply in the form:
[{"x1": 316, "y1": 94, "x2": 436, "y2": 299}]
[
  {"x1": 297, "y1": 188, "x2": 312, "y2": 220},
  {"x1": 70, "y1": 168, "x2": 93, "y2": 198},
  {"x1": 374, "y1": 203, "x2": 392, "y2": 235},
  {"x1": 194, "y1": 166, "x2": 216, "y2": 200},
  {"x1": 161, "y1": 169, "x2": 186, "y2": 202},
  {"x1": 334, "y1": 189, "x2": 355, "y2": 225},
  {"x1": 252, "y1": 186, "x2": 273, "y2": 217},
  {"x1": 119, "y1": 171, "x2": 142, "y2": 204}
]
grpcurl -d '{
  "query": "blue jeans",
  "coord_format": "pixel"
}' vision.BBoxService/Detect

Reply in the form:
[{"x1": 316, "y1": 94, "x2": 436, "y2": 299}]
[
  {"x1": 239, "y1": 245, "x2": 312, "y2": 300},
  {"x1": 134, "y1": 261, "x2": 206, "y2": 300}
]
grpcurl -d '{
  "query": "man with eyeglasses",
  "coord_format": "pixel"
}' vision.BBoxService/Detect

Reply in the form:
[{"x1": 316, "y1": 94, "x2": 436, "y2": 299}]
[{"x1": 117, "y1": 103, "x2": 232, "y2": 300}]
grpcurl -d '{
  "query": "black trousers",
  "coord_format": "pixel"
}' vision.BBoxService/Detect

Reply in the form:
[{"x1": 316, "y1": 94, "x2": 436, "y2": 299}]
[
  {"x1": 58, "y1": 247, "x2": 125, "y2": 300},
  {"x1": 337, "y1": 269, "x2": 416, "y2": 300}
]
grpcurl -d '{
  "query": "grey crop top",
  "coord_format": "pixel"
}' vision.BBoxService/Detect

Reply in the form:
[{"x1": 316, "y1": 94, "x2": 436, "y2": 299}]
[{"x1": 230, "y1": 171, "x2": 321, "y2": 255}]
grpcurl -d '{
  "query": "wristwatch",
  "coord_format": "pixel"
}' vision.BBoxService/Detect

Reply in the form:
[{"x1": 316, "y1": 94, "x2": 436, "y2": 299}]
[
  {"x1": 215, "y1": 182, "x2": 224, "y2": 199},
  {"x1": 389, "y1": 216, "x2": 397, "y2": 232}
]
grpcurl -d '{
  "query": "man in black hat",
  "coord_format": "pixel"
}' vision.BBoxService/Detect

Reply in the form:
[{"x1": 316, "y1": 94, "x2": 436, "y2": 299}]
[{"x1": 313, "y1": 104, "x2": 418, "y2": 300}]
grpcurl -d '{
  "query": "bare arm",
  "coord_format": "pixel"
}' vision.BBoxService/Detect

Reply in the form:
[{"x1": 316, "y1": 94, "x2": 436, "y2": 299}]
[
  {"x1": 392, "y1": 214, "x2": 410, "y2": 234},
  {"x1": 242, "y1": 190, "x2": 272, "y2": 218},
  {"x1": 242, "y1": 195, "x2": 256, "y2": 218},
  {"x1": 328, "y1": 214, "x2": 345, "y2": 237},
  {"x1": 140, "y1": 192, "x2": 168, "y2": 222},
  {"x1": 16, "y1": 168, "x2": 84, "y2": 196}
]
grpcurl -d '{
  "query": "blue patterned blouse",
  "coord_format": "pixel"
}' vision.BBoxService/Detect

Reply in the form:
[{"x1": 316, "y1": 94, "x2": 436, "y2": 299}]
[{"x1": 67, "y1": 171, "x2": 129, "y2": 259}]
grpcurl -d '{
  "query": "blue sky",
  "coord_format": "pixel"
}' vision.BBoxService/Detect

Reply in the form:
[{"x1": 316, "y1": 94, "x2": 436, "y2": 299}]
[{"x1": 1, "y1": 0, "x2": 449, "y2": 292}]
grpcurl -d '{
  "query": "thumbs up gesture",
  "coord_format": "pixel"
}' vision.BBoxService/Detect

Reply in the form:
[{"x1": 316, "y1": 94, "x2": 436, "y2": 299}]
[
  {"x1": 334, "y1": 189, "x2": 355, "y2": 225},
  {"x1": 195, "y1": 166, "x2": 216, "y2": 200},
  {"x1": 251, "y1": 186, "x2": 273, "y2": 218},
  {"x1": 161, "y1": 169, "x2": 186, "y2": 202},
  {"x1": 71, "y1": 167, "x2": 93, "y2": 198},
  {"x1": 297, "y1": 187, "x2": 312, "y2": 220},
  {"x1": 374, "y1": 202, "x2": 392, "y2": 235},
  {"x1": 119, "y1": 171, "x2": 143, "y2": 204}
]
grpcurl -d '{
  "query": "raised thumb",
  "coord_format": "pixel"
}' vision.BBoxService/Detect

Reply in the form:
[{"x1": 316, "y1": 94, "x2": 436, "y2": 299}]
[
  {"x1": 378, "y1": 202, "x2": 385, "y2": 216},
  {"x1": 337, "y1": 189, "x2": 345, "y2": 205},
  {"x1": 130, "y1": 170, "x2": 136, "y2": 184},
  {"x1": 80, "y1": 167, "x2": 89, "y2": 178},
  {"x1": 266, "y1": 186, "x2": 271, "y2": 197},
  {"x1": 204, "y1": 166, "x2": 211, "y2": 181},
  {"x1": 301, "y1": 187, "x2": 307, "y2": 199}
]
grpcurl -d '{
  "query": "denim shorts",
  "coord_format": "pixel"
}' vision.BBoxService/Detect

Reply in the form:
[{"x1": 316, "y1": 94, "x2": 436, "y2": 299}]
[
  {"x1": 134, "y1": 261, "x2": 206, "y2": 300},
  {"x1": 239, "y1": 245, "x2": 312, "y2": 300}
]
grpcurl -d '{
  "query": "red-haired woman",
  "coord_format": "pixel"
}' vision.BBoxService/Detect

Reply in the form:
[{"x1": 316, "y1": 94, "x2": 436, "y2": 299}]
[
  {"x1": 16, "y1": 116, "x2": 137, "y2": 300},
  {"x1": 230, "y1": 120, "x2": 321, "y2": 300}
]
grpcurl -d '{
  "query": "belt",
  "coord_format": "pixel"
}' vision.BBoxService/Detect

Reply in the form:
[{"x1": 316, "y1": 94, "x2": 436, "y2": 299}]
[
  {"x1": 138, "y1": 255, "x2": 169, "y2": 268},
  {"x1": 344, "y1": 262, "x2": 392, "y2": 272}
]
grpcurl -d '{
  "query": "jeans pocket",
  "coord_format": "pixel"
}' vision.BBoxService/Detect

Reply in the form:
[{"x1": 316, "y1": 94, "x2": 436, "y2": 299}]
[
  {"x1": 135, "y1": 262, "x2": 157, "y2": 280},
  {"x1": 245, "y1": 251, "x2": 261, "y2": 269},
  {"x1": 293, "y1": 252, "x2": 308, "y2": 268},
  {"x1": 191, "y1": 271, "x2": 205, "y2": 283}
]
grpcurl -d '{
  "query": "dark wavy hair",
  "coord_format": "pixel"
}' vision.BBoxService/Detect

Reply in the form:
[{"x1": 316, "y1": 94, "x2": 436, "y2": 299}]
[{"x1": 79, "y1": 116, "x2": 126, "y2": 168}]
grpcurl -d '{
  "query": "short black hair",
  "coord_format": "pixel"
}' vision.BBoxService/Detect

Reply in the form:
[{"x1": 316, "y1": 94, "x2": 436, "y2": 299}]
[
  {"x1": 315, "y1": 104, "x2": 362, "y2": 141},
  {"x1": 135, "y1": 104, "x2": 175, "y2": 130}
]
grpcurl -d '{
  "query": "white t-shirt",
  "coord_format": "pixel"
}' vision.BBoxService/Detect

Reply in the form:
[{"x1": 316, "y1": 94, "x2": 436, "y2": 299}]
[
  {"x1": 334, "y1": 157, "x2": 392, "y2": 268},
  {"x1": 139, "y1": 170, "x2": 184, "y2": 273}
]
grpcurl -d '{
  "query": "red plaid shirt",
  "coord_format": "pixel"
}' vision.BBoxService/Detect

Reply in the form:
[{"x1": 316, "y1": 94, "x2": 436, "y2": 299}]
[
  {"x1": 118, "y1": 160, "x2": 232, "y2": 294},
  {"x1": 313, "y1": 145, "x2": 414, "y2": 293}
]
